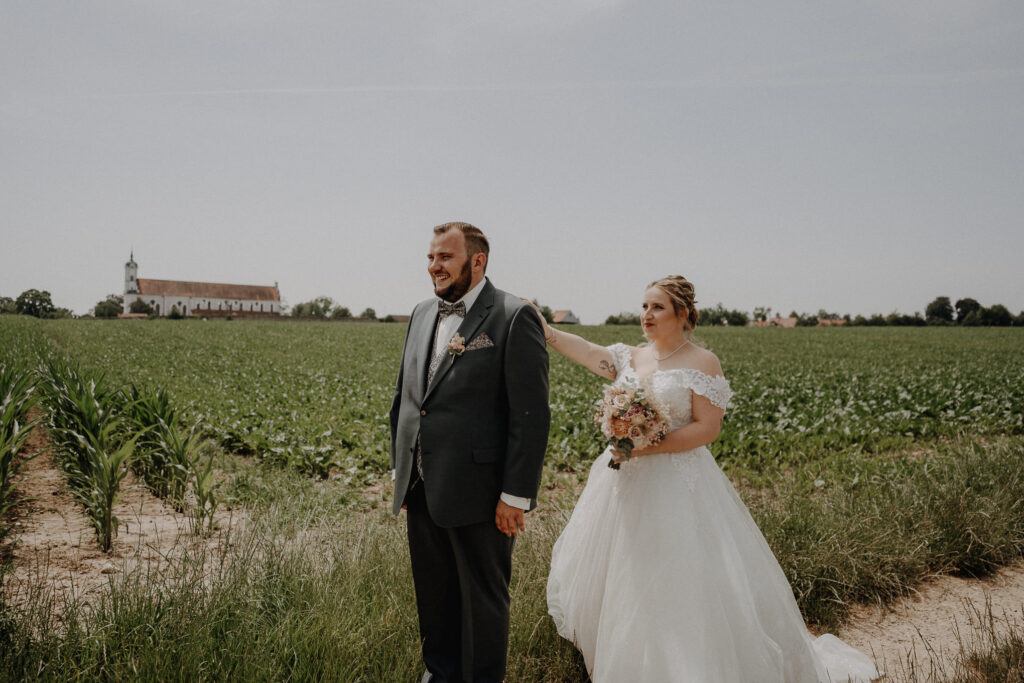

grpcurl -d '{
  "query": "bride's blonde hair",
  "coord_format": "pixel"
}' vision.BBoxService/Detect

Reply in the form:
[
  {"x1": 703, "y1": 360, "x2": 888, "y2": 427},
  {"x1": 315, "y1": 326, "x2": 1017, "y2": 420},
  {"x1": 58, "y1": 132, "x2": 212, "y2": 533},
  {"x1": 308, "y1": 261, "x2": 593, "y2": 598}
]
[{"x1": 648, "y1": 276, "x2": 699, "y2": 331}]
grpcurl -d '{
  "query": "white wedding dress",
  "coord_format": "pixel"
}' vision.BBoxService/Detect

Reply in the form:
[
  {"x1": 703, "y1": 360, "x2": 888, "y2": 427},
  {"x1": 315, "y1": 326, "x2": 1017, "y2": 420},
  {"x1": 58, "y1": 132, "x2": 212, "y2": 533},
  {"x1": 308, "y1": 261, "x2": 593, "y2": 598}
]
[{"x1": 547, "y1": 344, "x2": 879, "y2": 682}]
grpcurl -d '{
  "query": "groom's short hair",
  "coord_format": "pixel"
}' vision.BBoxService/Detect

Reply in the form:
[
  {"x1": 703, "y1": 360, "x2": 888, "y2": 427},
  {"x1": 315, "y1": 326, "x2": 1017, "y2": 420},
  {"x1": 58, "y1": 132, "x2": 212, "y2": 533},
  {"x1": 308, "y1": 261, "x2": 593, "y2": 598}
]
[{"x1": 434, "y1": 222, "x2": 489, "y2": 271}]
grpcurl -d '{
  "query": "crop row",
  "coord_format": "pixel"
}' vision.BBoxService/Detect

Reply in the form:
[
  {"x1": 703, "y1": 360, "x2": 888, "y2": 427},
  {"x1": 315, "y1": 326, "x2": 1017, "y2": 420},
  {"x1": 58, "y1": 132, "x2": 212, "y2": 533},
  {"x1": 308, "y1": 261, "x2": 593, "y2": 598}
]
[
  {"x1": 1, "y1": 317, "x2": 218, "y2": 550},
  {"x1": 27, "y1": 318, "x2": 1024, "y2": 486}
]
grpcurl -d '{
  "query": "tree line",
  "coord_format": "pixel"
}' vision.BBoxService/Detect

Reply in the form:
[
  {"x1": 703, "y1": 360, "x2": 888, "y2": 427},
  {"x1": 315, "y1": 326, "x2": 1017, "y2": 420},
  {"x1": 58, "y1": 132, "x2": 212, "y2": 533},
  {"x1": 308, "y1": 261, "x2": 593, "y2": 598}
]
[
  {"x1": 4, "y1": 288, "x2": 1021, "y2": 327},
  {"x1": 0, "y1": 290, "x2": 73, "y2": 319},
  {"x1": 604, "y1": 297, "x2": 1024, "y2": 327}
]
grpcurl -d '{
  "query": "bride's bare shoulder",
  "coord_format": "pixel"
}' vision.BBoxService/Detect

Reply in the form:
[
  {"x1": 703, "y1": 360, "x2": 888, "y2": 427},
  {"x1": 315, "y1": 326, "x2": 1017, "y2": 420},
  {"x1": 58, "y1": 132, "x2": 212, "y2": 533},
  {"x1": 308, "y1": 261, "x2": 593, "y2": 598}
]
[{"x1": 688, "y1": 346, "x2": 724, "y2": 378}]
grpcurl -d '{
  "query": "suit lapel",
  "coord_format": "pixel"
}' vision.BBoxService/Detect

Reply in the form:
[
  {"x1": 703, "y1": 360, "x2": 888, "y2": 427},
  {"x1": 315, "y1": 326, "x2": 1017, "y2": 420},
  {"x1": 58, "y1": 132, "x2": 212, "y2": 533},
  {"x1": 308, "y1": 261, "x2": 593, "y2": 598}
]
[
  {"x1": 416, "y1": 300, "x2": 440, "y2": 398},
  {"x1": 424, "y1": 281, "x2": 495, "y2": 401}
]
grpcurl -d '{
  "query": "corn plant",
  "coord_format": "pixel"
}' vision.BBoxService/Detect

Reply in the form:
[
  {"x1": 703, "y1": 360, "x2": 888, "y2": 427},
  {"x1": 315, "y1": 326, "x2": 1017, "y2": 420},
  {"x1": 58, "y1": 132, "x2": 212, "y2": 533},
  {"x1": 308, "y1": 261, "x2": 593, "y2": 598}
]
[
  {"x1": 63, "y1": 422, "x2": 137, "y2": 552},
  {"x1": 156, "y1": 426, "x2": 203, "y2": 513},
  {"x1": 190, "y1": 448, "x2": 220, "y2": 537},
  {"x1": 120, "y1": 384, "x2": 179, "y2": 499},
  {"x1": 37, "y1": 356, "x2": 133, "y2": 552},
  {"x1": 0, "y1": 362, "x2": 40, "y2": 539}
]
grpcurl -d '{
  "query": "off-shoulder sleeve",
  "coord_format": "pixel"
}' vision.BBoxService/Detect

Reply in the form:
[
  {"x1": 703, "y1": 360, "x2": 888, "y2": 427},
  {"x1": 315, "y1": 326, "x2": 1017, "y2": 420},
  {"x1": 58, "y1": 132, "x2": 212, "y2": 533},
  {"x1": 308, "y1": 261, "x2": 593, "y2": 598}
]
[
  {"x1": 686, "y1": 370, "x2": 734, "y2": 410},
  {"x1": 604, "y1": 343, "x2": 632, "y2": 377}
]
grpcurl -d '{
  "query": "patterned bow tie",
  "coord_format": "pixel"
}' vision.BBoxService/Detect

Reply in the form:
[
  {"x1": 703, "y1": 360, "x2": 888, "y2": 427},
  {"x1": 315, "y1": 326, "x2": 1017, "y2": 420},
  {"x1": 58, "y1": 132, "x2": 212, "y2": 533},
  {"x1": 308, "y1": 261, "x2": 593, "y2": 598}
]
[{"x1": 438, "y1": 300, "x2": 466, "y2": 320}]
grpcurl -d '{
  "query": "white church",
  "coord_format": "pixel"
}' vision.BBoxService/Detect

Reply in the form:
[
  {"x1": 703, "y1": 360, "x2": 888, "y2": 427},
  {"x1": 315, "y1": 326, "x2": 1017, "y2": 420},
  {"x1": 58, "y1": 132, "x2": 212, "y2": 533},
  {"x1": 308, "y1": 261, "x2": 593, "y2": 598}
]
[{"x1": 122, "y1": 253, "x2": 282, "y2": 317}]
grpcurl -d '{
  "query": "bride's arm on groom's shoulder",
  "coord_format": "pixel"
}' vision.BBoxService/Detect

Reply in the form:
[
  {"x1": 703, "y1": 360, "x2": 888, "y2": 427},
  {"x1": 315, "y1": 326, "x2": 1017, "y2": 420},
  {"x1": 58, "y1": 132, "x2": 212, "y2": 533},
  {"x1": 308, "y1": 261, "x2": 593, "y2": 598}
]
[{"x1": 521, "y1": 299, "x2": 617, "y2": 380}]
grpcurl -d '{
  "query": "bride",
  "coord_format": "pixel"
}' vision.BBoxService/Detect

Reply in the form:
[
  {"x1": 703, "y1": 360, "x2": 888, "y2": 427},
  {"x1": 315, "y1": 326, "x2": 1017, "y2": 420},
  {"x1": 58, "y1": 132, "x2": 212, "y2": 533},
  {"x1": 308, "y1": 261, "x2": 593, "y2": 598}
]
[{"x1": 536, "y1": 276, "x2": 878, "y2": 682}]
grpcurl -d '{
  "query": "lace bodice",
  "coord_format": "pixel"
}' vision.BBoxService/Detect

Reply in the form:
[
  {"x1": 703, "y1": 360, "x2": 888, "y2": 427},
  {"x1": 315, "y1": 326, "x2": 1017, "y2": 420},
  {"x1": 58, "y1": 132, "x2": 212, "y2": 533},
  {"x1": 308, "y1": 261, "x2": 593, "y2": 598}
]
[{"x1": 606, "y1": 343, "x2": 733, "y2": 431}]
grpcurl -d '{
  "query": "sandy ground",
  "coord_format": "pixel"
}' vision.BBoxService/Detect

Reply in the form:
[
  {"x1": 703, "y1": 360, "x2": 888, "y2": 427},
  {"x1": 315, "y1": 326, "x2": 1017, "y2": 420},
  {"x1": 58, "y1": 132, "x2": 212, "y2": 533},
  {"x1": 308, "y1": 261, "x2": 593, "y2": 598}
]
[
  {"x1": 3, "y1": 413, "x2": 242, "y2": 609},
  {"x1": 839, "y1": 562, "x2": 1024, "y2": 679}
]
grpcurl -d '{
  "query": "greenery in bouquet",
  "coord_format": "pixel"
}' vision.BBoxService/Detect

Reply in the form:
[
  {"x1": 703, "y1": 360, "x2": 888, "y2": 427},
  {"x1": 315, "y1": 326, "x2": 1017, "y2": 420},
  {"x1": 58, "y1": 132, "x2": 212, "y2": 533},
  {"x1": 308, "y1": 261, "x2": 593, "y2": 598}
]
[{"x1": 594, "y1": 382, "x2": 670, "y2": 469}]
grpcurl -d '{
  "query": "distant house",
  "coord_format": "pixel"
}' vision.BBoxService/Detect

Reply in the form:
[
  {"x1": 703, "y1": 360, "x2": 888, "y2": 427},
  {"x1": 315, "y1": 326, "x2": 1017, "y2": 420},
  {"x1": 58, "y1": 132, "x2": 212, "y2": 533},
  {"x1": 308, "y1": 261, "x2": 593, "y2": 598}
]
[
  {"x1": 389, "y1": 315, "x2": 411, "y2": 323},
  {"x1": 551, "y1": 310, "x2": 580, "y2": 324},
  {"x1": 752, "y1": 316, "x2": 798, "y2": 328},
  {"x1": 817, "y1": 318, "x2": 847, "y2": 327},
  {"x1": 121, "y1": 253, "x2": 282, "y2": 317}
]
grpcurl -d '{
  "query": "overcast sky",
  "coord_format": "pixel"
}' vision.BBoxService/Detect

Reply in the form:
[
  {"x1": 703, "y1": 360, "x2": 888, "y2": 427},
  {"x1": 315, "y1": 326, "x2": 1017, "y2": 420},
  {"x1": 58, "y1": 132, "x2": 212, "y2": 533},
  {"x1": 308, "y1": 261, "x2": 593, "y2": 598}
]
[{"x1": 2, "y1": 1, "x2": 1022, "y2": 322}]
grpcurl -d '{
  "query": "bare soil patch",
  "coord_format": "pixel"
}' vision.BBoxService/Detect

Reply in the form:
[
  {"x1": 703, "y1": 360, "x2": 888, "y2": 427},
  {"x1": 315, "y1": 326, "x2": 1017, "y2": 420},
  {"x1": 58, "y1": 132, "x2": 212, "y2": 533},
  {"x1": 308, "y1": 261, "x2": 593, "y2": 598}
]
[
  {"x1": 3, "y1": 416, "x2": 242, "y2": 608},
  {"x1": 839, "y1": 561, "x2": 1024, "y2": 679}
]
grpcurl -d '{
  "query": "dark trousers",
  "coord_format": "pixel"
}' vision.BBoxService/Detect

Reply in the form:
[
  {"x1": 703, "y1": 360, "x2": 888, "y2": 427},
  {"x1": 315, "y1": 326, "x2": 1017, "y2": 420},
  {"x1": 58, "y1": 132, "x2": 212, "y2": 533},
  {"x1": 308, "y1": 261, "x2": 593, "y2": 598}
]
[{"x1": 405, "y1": 482, "x2": 515, "y2": 683}]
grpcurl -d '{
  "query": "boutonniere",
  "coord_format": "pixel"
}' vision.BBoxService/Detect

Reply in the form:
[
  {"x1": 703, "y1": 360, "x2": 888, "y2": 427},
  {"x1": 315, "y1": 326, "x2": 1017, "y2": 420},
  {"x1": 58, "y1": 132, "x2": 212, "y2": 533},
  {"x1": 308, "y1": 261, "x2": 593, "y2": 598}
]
[{"x1": 447, "y1": 332, "x2": 466, "y2": 357}]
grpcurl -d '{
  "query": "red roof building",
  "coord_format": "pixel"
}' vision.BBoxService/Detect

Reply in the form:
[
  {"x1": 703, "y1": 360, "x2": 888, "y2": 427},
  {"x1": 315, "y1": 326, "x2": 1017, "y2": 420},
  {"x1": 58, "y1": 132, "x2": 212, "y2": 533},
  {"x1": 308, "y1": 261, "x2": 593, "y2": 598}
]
[{"x1": 122, "y1": 253, "x2": 281, "y2": 317}]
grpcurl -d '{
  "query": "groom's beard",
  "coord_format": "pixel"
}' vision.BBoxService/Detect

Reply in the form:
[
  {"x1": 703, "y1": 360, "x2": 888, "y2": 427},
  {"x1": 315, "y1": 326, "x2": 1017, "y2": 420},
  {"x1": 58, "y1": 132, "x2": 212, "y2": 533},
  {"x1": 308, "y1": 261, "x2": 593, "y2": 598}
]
[{"x1": 435, "y1": 259, "x2": 473, "y2": 303}]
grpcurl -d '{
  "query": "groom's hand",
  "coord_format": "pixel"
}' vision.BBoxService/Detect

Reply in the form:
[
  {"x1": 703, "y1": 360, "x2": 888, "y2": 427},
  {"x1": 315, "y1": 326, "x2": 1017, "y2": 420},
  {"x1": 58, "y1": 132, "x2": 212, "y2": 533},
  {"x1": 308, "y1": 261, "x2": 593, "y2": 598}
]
[{"x1": 495, "y1": 500, "x2": 525, "y2": 537}]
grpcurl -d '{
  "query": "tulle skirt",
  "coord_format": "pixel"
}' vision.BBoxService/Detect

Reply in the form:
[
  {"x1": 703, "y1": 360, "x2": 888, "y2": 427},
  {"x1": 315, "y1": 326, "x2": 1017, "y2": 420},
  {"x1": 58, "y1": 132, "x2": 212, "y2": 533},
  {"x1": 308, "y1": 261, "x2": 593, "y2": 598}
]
[{"x1": 547, "y1": 446, "x2": 879, "y2": 683}]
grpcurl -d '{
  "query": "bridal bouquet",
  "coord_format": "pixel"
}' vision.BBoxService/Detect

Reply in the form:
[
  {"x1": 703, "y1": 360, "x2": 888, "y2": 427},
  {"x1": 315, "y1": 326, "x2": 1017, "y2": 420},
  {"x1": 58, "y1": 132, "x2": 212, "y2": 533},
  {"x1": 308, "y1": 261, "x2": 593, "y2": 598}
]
[{"x1": 595, "y1": 382, "x2": 670, "y2": 470}]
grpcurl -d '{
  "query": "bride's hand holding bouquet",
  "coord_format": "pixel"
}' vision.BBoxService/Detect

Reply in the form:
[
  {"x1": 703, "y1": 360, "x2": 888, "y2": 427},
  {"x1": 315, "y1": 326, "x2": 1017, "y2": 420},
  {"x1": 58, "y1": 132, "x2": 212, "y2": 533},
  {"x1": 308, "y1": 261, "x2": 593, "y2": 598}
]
[{"x1": 596, "y1": 381, "x2": 670, "y2": 469}]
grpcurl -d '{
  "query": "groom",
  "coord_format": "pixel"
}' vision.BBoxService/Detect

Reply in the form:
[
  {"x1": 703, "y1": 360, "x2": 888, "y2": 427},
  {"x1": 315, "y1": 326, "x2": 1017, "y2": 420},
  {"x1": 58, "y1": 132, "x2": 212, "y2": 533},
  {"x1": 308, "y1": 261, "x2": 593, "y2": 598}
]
[{"x1": 390, "y1": 222, "x2": 550, "y2": 683}]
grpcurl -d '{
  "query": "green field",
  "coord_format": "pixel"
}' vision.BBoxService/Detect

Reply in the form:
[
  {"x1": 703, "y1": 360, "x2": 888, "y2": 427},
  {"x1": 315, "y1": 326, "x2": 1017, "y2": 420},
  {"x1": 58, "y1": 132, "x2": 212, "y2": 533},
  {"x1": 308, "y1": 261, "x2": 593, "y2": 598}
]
[
  {"x1": 23, "y1": 317, "x2": 1024, "y2": 483},
  {"x1": 2, "y1": 316, "x2": 1024, "y2": 681}
]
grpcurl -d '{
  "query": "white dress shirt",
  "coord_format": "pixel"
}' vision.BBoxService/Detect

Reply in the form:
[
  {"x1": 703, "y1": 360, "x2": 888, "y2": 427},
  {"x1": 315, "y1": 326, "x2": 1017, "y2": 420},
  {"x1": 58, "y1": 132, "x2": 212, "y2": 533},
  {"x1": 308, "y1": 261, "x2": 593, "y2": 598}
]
[{"x1": 395, "y1": 277, "x2": 532, "y2": 512}]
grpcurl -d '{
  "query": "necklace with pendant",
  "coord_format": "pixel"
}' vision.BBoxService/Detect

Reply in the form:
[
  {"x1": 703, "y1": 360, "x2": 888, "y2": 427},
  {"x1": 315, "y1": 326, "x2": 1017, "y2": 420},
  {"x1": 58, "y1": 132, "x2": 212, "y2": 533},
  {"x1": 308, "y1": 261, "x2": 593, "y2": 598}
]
[{"x1": 653, "y1": 339, "x2": 691, "y2": 361}]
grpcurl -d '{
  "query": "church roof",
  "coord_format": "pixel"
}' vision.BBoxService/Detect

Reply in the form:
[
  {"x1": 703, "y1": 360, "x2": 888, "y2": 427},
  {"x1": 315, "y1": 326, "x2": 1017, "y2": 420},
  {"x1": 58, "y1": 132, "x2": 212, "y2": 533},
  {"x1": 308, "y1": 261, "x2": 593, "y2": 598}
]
[{"x1": 137, "y1": 279, "x2": 280, "y2": 301}]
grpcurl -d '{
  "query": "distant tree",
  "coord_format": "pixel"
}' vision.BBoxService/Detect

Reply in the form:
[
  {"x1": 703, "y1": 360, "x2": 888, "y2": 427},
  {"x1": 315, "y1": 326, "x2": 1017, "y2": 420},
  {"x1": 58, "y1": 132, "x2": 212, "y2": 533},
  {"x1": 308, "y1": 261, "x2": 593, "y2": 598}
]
[
  {"x1": 15, "y1": 289, "x2": 55, "y2": 318},
  {"x1": 292, "y1": 296, "x2": 336, "y2": 318},
  {"x1": 168, "y1": 304, "x2": 184, "y2": 320},
  {"x1": 130, "y1": 299, "x2": 154, "y2": 315},
  {"x1": 752, "y1": 306, "x2": 771, "y2": 323},
  {"x1": 886, "y1": 311, "x2": 926, "y2": 326},
  {"x1": 1014, "y1": 310, "x2": 1024, "y2": 327},
  {"x1": 382, "y1": 314, "x2": 397, "y2": 323},
  {"x1": 960, "y1": 310, "x2": 980, "y2": 326},
  {"x1": 850, "y1": 314, "x2": 867, "y2": 326},
  {"x1": 605, "y1": 312, "x2": 641, "y2": 325},
  {"x1": 795, "y1": 312, "x2": 818, "y2": 327},
  {"x1": 925, "y1": 296, "x2": 954, "y2": 324},
  {"x1": 978, "y1": 304, "x2": 1012, "y2": 327},
  {"x1": 531, "y1": 299, "x2": 554, "y2": 324},
  {"x1": 699, "y1": 304, "x2": 725, "y2": 326},
  {"x1": 330, "y1": 306, "x2": 352, "y2": 319},
  {"x1": 0, "y1": 296, "x2": 16, "y2": 314},
  {"x1": 724, "y1": 309, "x2": 749, "y2": 327},
  {"x1": 359, "y1": 307, "x2": 377, "y2": 320},
  {"x1": 93, "y1": 294, "x2": 123, "y2": 318},
  {"x1": 698, "y1": 304, "x2": 748, "y2": 326},
  {"x1": 955, "y1": 298, "x2": 981, "y2": 323}
]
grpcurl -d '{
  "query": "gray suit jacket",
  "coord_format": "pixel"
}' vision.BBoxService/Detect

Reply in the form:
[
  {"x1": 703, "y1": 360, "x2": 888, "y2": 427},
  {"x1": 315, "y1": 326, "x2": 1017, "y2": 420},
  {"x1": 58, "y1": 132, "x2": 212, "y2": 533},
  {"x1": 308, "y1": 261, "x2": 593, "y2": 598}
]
[{"x1": 390, "y1": 280, "x2": 550, "y2": 527}]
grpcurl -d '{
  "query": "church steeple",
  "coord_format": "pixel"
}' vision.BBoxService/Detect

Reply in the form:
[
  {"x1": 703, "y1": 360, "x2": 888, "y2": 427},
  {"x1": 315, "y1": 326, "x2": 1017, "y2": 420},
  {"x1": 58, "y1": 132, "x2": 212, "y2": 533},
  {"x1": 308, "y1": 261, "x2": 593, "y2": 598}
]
[{"x1": 125, "y1": 251, "x2": 139, "y2": 295}]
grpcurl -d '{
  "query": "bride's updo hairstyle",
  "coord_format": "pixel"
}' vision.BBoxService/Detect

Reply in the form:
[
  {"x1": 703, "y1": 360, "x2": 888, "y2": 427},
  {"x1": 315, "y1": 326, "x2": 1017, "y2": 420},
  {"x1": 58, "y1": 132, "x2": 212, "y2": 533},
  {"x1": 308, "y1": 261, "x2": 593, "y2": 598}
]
[{"x1": 648, "y1": 276, "x2": 699, "y2": 331}]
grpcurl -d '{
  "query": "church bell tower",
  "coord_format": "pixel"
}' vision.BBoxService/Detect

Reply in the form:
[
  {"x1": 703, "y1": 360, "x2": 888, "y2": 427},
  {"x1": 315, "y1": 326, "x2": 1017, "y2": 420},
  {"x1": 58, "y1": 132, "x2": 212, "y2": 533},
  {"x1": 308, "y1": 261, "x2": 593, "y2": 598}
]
[{"x1": 125, "y1": 251, "x2": 139, "y2": 294}]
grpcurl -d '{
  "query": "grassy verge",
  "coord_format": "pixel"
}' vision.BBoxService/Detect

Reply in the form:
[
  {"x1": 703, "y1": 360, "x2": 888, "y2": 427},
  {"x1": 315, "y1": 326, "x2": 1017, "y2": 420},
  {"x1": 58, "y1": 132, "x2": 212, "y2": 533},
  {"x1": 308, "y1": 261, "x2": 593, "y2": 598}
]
[
  {"x1": 756, "y1": 435, "x2": 1024, "y2": 630},
  {"x1": 2, "y1": 434, "x2": 1023, "y2": 680}
]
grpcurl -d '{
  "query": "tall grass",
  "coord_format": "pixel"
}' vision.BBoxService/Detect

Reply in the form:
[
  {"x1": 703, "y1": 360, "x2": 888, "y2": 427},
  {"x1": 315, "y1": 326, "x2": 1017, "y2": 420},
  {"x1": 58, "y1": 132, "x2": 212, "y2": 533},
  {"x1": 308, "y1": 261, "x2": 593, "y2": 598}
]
[
  {"x1": 755, "y1": 435, "x2": 1024, "y2": 630},
  {"x1": 3, "y1": 436, "x2": 1023, "y2": 680}
]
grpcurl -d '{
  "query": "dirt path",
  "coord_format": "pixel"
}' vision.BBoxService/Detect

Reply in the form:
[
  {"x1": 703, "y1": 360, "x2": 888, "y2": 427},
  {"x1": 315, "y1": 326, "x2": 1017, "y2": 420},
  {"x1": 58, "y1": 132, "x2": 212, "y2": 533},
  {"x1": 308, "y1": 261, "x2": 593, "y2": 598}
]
[
  {"x1": 3, "y1": 414, "x2": 242, "y2": 608},
  {"x1": 838, "y1": 562, "x2": 1024, "y2": 679}
]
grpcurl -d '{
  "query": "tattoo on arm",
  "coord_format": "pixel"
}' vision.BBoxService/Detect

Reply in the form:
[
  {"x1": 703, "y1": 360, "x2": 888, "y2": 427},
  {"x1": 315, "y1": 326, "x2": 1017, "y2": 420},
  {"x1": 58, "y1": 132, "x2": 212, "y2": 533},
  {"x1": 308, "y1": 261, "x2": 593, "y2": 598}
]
[{"x1": 599, "y1": 360, "x2": 615, "y2": 375}]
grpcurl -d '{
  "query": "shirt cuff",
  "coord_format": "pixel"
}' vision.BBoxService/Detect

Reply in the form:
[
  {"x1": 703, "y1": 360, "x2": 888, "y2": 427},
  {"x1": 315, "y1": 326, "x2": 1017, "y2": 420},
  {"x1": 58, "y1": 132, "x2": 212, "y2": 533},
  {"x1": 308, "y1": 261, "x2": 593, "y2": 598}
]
[
  {"x1": 500, "y1": 492, "x2": 531, "y2": 510},
  {"x1": 391, "y1": 469, "x2": 396, "y2": 481}
]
